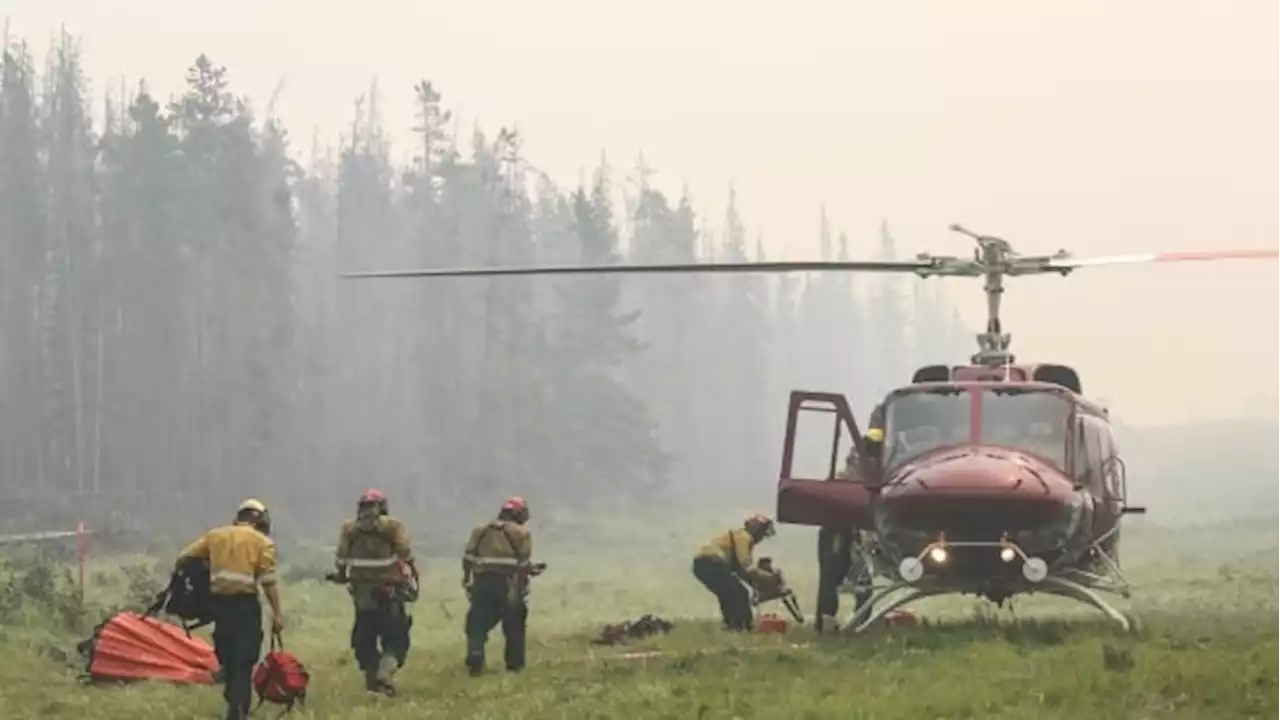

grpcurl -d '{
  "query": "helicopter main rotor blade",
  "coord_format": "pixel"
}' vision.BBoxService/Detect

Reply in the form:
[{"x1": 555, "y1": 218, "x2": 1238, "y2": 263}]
[
  {"x1": 340, "y1": 258, "x2": 941, "y2": 279},
  {"x1": 1042, "y1": 247, "x2": 1279, "y2": 271}
]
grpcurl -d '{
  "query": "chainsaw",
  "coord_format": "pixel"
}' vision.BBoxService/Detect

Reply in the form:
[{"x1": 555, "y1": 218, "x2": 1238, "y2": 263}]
[
  {"x1": 756, "y1": 587, "x2": 805, "y2": 624},
  {"x1": 750, "y1": 558, "x2": 805, "y2": 624}
]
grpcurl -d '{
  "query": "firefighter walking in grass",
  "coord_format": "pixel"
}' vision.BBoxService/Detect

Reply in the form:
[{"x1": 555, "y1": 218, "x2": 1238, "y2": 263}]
[
  {"x1": 176, "y1": 499, "x2": 283, "y2": 720},
  {"x1": 331, "y1": 488, "x2": 419, "y2": 696},
  {"x1": 693, "y1": 513, "x2": 777, "y2": 631},
  {"x1": 462, "y1": 496, "x2": 545, "y2": 676}
]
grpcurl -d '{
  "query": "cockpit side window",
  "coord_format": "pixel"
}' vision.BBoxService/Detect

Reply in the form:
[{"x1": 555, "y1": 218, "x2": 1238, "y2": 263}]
[{"x1": 1074, "y1": 419, "x2": 1090, "y2": 484}]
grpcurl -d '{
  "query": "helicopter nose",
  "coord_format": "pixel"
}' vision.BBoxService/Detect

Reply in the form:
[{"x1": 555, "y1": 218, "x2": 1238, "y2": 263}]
[
  {"x1": 892, "y1": 449, "x2": 1074, "y2": 501},
  {"x1": 879, "y1": 449, "x2": 1079, "y2": 536}
]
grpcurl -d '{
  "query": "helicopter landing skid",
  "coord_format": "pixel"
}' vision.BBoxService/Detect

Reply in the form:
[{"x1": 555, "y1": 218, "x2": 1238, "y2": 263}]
[
  {"x1": 1037, "y1": 575, "x2": 1134, "y2": 632},
  {"x1": 838, "y1": 583, "x2": 950, "y2": 635},
  {"x1": 1061, "y1": 529, "x2": 1133, "y2": 598},
  {"x1": 837, "y1": 574, "x2": 1138, "y2": 635}
]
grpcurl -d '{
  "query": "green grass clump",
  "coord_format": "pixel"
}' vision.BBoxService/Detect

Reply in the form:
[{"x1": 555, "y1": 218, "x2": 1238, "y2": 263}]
[{"x1": 0, "y1": 514, "x2": 1274, "y2": 719}]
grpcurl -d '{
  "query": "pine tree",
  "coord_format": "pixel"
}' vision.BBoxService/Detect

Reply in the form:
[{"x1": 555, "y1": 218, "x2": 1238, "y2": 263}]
[
  {"x1": 166, "y1": 54, "x2": 296, "y2": 505},
  {"x1": 0, "y1": 41, "x2": 47, "y2": 495},
  {"x1": 868, "y1": 220, "x2": 909, "y2": 398},
  {"x1": 39, "y1": 31, "x2": 99, "y2": 495},
  {"x1": 332, "y1": 87, "x2": 401, "y2": 497},
  {"x1": 547, "y1": 164, "x2": 667, "y2": 499},
  {"x1": 708, "y1": 186, "x2": 770, "y2": 483},
  {"x1": 96, "y1": 87, "x2": 186, "y2": 498}
]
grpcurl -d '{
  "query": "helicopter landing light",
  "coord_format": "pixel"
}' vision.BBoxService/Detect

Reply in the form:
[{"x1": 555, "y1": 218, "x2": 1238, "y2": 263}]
[
  {"x1": 928, "y1": 546, "x2": 949, "y2": 564},
  {"x1": 1000, "y1": 547, "x2": 1017, "y2": 563},
  {"x1": 899, "y1": 557, "x2": 924, "y2": 583},
  {"x1": 1022, "y1": 557, "x2": 1048, "y2": 583}
]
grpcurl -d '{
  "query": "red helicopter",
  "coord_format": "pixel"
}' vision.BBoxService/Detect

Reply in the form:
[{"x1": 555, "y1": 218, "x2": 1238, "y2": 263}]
[{"x1": 342, "y1": 224, "x2": 1278, "y2": 633}]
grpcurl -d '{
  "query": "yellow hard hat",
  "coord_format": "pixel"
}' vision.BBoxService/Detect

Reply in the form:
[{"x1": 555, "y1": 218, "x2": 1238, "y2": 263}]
[
  {"x1": 864, "y1": 427, "x2": 885, "y2": 443},
  {"x1": 238, "y1": 498, "x2": 268, "y2": 515}
]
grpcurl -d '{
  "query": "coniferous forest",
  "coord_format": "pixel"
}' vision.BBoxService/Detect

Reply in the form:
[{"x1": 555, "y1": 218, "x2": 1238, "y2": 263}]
[{"x1": 0, "y1": 35, "x2": 974, "y2": 540}]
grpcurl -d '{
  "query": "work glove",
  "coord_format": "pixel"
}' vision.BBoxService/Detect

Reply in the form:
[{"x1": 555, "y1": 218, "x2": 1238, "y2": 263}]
[{"x1": 400, "y1": 579, "x2": 420, "y2": 603}]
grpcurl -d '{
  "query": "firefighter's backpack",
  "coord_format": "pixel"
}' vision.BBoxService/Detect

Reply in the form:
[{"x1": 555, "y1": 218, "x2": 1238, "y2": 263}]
[{"x1": 146, "y1": 556, "x2": 214, "y2": 632}]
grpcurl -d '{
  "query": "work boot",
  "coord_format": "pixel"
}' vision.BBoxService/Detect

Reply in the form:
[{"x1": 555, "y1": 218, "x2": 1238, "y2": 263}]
[
  {"x1": 466, "y1": 651, "x2": 484, "y2": 677},
  {"x1": 375, "y1": 655, "x2": 398, "y2": 696}
]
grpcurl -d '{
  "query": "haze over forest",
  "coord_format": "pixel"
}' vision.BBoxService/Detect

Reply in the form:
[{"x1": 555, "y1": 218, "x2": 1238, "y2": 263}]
[{"x1": 0, "y1": 8, "x2": 1275, "y2": 547}]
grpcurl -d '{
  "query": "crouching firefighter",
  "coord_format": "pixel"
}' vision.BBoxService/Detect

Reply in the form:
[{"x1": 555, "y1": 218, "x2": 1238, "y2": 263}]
[
  {"x1": 176, "y1": 499, "x2": 283, "y2": 720},
  {"x1": 462, "y1": 496, "x2": 545, "y2": 676},
  {"x1": 332, "y1": 488, "x2": 419, "y2": 696},
  {"x1": 692, "y1": 513, "x2": 777, "y2": 631}
]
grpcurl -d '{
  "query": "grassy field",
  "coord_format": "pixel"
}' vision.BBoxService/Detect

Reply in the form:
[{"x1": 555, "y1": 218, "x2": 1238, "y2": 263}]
[{"x1": 0, "y1": 510, "x2": 1275, "y2": 719}]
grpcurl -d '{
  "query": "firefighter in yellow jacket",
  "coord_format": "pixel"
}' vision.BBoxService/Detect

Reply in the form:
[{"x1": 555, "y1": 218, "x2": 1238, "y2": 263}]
[
  {"x1": 176, "y1": 499, "x2": 282, "y2": 720},
  {"x1": 332, "y1": 488, "x2": 418, "y2": 695},
  {"x1": 693, "y1": 513, "x2": 776, "y2": 631},
  {"x1": 462, "y1": 496, "x2": 543, "y2": 676}
]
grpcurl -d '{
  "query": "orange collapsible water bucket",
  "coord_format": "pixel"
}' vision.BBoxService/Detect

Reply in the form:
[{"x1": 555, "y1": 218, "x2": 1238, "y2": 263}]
[
  {"x1": 757, "y1": 613, "x2": 789, "y2": 634},
  {"x1": 882, "y1": 610, "x2": 920, "y2": 627}
]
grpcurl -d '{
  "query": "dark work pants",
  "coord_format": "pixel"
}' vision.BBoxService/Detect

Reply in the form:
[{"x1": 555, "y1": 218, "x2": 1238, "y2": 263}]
[
  {"x1": 816, "y1": 528, "x2": 871, "y2": 632},
  {"x1": 692, "y1": 556, "x2": 753, "y2": 631},
  {"x1": 465, "y1": 573, "x2": 528, "y2": 672},
  {"x1": 816, "y1": 528, "x2": 852, "y2": 632},
  {"x1": 350, "y1": 589, "x2": 413, "y2": 680},
  {"x1": 209, "y1": 594, "x2": 263, "y2": 720}
]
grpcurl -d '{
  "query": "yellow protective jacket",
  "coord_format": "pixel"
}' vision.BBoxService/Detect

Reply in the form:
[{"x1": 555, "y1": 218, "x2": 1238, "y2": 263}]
[
  {"x1": 178, "y1": 522, "x2": 277, "y2": 596},
  {"x1": 695, "y1": 528, "x2": 755, "y2": 578},
  {"x1": 463, "y1": 520, "x2": 532, "y2": 576},
  {"x1": 336, "y1": 515, "x2": 414, "y2": 585}
]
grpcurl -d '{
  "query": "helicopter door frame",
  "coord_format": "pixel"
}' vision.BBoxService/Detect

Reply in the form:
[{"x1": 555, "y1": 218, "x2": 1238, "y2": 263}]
[
  {"x1": 1106, "y1": 451, "x2": 1146, "y2": 515},
  {"x1": 776, "y1": 391, "x2": 874, "y2": 529}
]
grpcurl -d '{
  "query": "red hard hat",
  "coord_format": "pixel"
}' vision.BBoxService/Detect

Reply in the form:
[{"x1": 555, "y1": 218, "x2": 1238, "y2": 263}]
[
  {"x1": 501, "y1": 496, "x2": 527, "y2": 512},
  {"x1": 360, "y1": 488, "x2": 387, "y2": 504}
]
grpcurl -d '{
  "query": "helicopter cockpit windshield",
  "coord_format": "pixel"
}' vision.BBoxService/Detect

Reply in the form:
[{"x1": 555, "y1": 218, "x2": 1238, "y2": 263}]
[
  {"x1": 881, "y1": 388, "x2": 970, "y2": 468},
  {"x1": 980, "y1": 387, "x2": 1071, "y2": 468},
  {"x1": 881, "y1": 385, "x2": 1073, "y2": 469}
]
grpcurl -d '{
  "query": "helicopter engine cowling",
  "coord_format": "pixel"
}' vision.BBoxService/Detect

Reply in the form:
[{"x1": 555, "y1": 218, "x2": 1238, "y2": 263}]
[{"x1": 872, "y1": 447, "x2": 1090, "y2": 582}]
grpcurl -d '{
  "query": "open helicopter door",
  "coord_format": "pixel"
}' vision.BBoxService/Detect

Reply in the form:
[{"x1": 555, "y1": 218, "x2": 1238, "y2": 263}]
[{"x1": 776, "y1": 391, "x2": 874, "y2": 529}]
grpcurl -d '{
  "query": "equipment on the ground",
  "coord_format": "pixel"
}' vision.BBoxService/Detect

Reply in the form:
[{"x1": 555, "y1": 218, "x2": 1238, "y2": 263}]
[
  {"x1": 251, "y1": 632, "x2": 310, "y2": 714},
  {"x1": 757, "y1": 589, "x2": 805, "y2": 625},
  {"x1": 756, "y1": 612, "x2": 791, "y2": 634},
  {"x1": 78, "y1": 611, "x2": 220, "y2": 685},
  {"x1": 592, "y1": 614, "x2": 676, "y2": 645},
  {"x1": 339, "y1": 224, "x2": 1277, "y2": 633}
]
